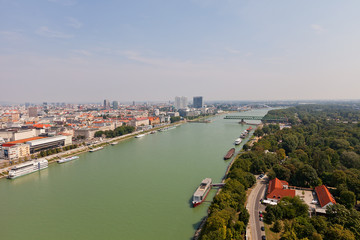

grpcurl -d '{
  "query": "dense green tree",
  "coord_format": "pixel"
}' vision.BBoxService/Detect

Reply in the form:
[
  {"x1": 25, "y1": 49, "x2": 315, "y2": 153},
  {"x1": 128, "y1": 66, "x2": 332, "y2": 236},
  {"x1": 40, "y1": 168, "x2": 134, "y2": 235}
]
[
  {"x1": 341, "y1": 151, "x2": 360, "y2": 169},
  {"x1": 272, "y1": 220, "x2": 282, "y2": 233},
  {"x1": 272, "y1": 164, "x2": 291, "y2": 182},
  {"x1": 325, "y1": 224, "x2": 355, "y2": 240},
  {"x1": 339, "y1": 190, "x2": 356, "y2": 209},
  {"x1": 293, "y1": 164, "x2": 321, "y2": 187}
]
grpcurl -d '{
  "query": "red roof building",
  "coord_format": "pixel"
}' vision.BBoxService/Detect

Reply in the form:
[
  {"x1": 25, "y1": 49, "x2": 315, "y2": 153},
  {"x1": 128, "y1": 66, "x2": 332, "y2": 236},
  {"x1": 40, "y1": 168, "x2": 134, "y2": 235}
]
[
  {"x1": 315, "y1": 185, "x2": 336, "y2": 208},
  {"x1": 267, "y1": 178, "x2": 295, "y2": 202}
]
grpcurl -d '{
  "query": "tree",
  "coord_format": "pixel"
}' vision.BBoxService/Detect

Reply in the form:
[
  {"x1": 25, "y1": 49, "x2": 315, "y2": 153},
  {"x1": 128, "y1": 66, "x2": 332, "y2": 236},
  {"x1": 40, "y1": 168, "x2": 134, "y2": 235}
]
[
  {"x1": 330, "y1": 139, "x2": 350, "y2": 150},
  {"x1": 272, "y1": 164, "x2": 291, "y2": 182},
  {"x1": 293, "y1": 164, "x2": 321, "y2": 188},
  {"x1": 340, "y1": 151, "x2": 360, "y2": 169},
  {"x1": 272, "y1": 220, "x2": 282, "y2": 233},
  {"x1": 281, "y1": 134, "x2": 299, "y2": 154},
  {"x1": 326, "y1": 204, "x2": 351, "y2": 226},
  {"x1": 339, "y1": 190, "x2": 356, "y2": 209},
  {"x1": 325, "y1": 224, "x2": 355, "y2": 240},
  {"x1": 277, "y1": 148, "x2": 286, "y2": 159}
]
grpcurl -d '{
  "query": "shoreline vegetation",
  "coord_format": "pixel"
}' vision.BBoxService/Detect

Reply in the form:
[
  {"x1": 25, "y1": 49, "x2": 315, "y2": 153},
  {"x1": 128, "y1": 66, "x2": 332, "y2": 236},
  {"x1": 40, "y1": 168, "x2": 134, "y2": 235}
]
[{"x1": 197, "y1": 104, "x2": 360, "y2": 240}]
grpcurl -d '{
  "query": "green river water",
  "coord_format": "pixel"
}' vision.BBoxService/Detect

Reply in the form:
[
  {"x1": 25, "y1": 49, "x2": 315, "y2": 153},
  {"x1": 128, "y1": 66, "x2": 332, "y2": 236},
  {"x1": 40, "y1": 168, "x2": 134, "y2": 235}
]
[{"x1": 0, "y1": 109, "x2": 269, "y2": 240}]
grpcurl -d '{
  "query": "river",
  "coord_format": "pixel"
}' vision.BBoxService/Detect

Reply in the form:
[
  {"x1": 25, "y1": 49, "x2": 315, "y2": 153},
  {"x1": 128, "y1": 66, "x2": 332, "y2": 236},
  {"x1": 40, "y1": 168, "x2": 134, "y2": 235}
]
[{"x1": 0, "y1": 109, "x2": 269, "y2": 240}]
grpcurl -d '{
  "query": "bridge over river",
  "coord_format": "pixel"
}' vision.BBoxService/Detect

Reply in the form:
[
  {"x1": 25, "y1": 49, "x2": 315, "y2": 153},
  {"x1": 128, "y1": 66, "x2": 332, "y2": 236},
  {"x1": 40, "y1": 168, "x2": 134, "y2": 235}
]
[{"x1": 224, "y1": 115, "x2": 287, "y2": 122}]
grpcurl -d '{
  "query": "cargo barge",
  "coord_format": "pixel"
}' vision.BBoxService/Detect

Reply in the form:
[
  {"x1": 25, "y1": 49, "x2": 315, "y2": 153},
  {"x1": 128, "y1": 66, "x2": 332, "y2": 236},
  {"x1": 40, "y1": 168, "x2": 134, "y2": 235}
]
[{"x1": 224, "y1": 148, "x2": 235, "y2": 160}]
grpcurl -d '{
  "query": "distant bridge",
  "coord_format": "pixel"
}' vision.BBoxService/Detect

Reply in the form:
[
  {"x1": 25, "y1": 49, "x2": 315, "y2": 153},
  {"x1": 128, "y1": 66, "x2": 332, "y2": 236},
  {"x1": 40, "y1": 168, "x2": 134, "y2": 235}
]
[{"x1": 224, "y1": 115, "x2": 287, "y2": 122}]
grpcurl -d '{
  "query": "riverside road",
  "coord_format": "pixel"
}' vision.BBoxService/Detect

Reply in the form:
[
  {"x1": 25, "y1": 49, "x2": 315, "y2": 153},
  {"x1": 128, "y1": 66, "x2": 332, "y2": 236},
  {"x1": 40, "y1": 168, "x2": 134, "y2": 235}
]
[{"x1": 246, "y1": 176, "x2": 268, "y2": 240}]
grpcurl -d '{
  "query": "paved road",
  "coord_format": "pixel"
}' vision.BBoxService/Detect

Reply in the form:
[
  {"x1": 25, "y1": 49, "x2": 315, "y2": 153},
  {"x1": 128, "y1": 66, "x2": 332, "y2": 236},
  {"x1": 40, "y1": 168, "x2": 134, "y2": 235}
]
[{"x1": 246, "y1": 176, "x2": 268, "y2": 240}]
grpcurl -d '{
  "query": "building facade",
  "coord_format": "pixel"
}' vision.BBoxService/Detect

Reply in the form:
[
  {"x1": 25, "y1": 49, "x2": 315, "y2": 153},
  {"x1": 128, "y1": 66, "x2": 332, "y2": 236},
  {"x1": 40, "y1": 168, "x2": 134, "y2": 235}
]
[
  {"x1": 193, "y1": 96, "x2": 203, "y2": 108},
  {"x1": 1, "y1": 144, "x2": 30, "y2": 160}
]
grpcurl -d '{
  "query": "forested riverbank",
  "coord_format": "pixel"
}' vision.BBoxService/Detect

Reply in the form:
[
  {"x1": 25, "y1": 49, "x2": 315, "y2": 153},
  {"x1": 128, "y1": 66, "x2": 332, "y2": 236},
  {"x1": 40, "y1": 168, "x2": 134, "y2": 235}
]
[{"x1": 199, "y1": 104, "x2": 360, "y2": 240}]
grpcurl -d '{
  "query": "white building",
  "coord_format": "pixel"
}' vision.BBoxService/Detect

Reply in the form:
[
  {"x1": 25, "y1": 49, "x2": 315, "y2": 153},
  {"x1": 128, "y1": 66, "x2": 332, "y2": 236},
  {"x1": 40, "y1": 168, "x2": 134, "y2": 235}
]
[{"x1": 174, "y1": 96, "x2": 188, "y2": 109}]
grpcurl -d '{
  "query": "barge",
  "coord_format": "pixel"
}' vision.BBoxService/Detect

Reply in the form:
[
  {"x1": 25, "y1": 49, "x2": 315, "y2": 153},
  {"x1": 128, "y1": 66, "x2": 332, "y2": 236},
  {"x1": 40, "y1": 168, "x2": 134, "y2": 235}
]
[{"x1": 224, "y1": 148, "x2": 235, "y2": 160}]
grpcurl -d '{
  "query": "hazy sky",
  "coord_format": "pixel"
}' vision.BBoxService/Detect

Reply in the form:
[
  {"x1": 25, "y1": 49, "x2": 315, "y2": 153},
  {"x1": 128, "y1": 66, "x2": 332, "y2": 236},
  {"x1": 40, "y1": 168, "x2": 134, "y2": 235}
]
[{"x1": 1, "y1": 0, "x2": 360, "y2": 103}]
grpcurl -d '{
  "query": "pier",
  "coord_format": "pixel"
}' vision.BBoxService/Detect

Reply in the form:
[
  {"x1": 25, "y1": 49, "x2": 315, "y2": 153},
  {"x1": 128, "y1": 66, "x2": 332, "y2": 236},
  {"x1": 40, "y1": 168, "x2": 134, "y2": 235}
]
[{"x1": 211, "y1": 183, "x2": 225, "y2": 188}]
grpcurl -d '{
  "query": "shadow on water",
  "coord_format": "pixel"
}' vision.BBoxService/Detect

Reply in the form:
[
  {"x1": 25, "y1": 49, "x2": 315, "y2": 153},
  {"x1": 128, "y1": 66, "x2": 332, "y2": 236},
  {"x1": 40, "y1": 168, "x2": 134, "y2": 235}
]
[{"x1": 188, "y1": 196, "x2": 194, "y2": 208}]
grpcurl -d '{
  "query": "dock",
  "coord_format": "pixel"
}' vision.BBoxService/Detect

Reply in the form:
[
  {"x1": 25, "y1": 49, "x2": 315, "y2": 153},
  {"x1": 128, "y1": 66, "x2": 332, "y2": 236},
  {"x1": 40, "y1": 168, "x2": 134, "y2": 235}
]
[{"x1": 211, "y1": 183, "x2": 225, "y2": 188}]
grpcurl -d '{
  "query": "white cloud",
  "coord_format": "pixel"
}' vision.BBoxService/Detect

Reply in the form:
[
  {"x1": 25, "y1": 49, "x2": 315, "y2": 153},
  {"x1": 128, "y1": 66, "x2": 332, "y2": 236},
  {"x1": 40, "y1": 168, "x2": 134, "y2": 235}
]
[
  {"x1": 36, "y1": 26, "x2": 73, "y2": 39},
  {"x1": 66, "y1": 17, "x2": 82, "y2": 29},
  {"x1": 311, "y1": 24, "x2": 325, "y2": 34}
]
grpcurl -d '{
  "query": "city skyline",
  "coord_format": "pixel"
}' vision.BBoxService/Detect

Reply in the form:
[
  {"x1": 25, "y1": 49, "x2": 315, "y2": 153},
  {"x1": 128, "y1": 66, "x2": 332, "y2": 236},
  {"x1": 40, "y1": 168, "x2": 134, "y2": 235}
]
[{"x1": 1, "y1": 1, "x2": 360, "y2": 102}]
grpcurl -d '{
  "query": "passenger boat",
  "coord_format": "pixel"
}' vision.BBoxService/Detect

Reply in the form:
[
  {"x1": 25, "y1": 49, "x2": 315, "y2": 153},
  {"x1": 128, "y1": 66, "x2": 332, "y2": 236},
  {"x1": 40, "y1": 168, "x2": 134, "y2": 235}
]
[
  {"x1": 57, "y1": 156, "x2": 79, "y2": 164},
  {"x1": 240, "y1": 130, "x2": 248, "y2": 139},
  {"x1": 7, "y1": 159, "x2": 48, "y2": 179},
  {"x1": 235, "y1": 138, "x2": 242, "y2": 145},
  {"x1": 135, "y1": 134, "x2": 145, "y2": 138},
  {"x1": 89, "y1": 147, "x2": 103, "y2": 152},
  {"x1": 224, "y1": 148, "x2": 235, "y2": 160},
  {"x1": 159, "y1": 126, "x2": 176, "y2": 132},
  {"x1": 192, "y1": 178, "x2": 212, "y2": 207}
]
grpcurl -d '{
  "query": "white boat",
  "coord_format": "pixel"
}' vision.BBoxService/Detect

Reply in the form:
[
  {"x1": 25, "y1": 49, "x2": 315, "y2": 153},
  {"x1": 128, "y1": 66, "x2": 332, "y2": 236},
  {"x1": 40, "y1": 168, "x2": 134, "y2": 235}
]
[
  {"x1": 89, "y1": 147, "x2": 103, "y2": 152},
  {"x1": 111, "y1": 142, "x2": 118, "y2": 145},
  {"x1": 235, "y1": 138, "x2": 242, "y2": 145},
  {"x1": 192, "y1": 178, "x2": 212, "y2": 207},
  {"x1": 7, "y1": 159, "x2": 48, "y2": 179},
  {"x1": 57, "y1": 156, "x2": 79, "y2": 164},
  {"x1": 135, "y1": 134, "x2": 145, "y2": 138},
  {"x1": 159, "y1": 126, "x2": 176, "y2": 132}
]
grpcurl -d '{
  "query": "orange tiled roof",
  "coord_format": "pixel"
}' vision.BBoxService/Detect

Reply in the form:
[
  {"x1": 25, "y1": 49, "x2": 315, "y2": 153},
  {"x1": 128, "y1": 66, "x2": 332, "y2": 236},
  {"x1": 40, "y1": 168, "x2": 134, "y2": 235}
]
[
  {"x1": 267, "y1": 178, "x2": 284, "y2": 194},
  {"x1": 267, "y1": 178, "x2": 295, "y2": 201},
  {"x1": 5, "y1": 137, "x2": 45, "y2": 144},
  {"x1": 315, "y1": 185, "x2": 336, "y2": 208},
  {"x1": 33, "y1": 124, "x2": 52, "y2": 128},
  {"x1": 267, "y1": 189, "x2": 296, "y2": 200}
]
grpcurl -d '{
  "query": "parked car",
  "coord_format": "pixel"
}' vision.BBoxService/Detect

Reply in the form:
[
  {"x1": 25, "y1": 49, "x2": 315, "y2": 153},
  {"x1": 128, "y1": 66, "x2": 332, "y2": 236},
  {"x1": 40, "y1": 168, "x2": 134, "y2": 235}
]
[
  {"x1": 259, "y1": 217, "x2": 263, "y2": 221},
  {"x1": 259, "y1": 210, "x2": 262, "y2": 214},
  {"x1": 262, "y1": 236, "x2": 266, "y2": 240},
  {"x1": 259, "y1": 214, "x2": 263, "y2": 217},
  {"x1": 261, "y1": 226, "x2": 265, "y2": 231}
]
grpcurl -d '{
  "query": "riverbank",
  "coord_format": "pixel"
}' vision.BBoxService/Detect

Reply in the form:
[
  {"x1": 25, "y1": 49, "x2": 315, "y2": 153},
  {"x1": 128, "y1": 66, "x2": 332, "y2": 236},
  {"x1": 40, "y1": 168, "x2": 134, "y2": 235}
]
[
  {"x1": 0, "y1": 121, "x2": 185, "y2": 179},
  {"x1": 193, "y1": 123, "x2": 262, "y2": 240}
]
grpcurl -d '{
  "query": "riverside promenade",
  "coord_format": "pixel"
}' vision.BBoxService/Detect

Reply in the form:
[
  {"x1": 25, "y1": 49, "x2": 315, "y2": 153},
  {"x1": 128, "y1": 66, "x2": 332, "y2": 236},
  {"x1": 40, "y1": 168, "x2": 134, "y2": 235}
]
[{"x1": 0, "y1": 122, "x2": 183, "y2": 178}]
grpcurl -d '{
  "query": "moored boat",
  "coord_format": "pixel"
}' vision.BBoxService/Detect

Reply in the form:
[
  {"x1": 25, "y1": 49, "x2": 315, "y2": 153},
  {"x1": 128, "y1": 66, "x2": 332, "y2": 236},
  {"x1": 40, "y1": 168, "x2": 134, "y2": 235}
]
[
  {"x1": 111, "y1": 142, "x2": 118, "y2": 145},
  {"x1": 224, "y1": 148, "x2": 235, "y2": 160},
  {"x1": 57, "y1": 156, "x2": 79, "y2": 164},
  {"x1": 235, "y1": 138, "x2": 242, "y2": 145},
  {"x1": 89, "y1": 147, "x2": 103, "y2": 152},
  {"x1": 192, "y1": 178, "x2": 212, "y2": 207},
  {"x1": 135, "y1": 134, "x2": 145, "y2": 138},
  {"x1": 7, "y1": 159, "x2": 48, "y2": 179},
  {"x1": 247, "y1": 126, "x2": 253, "y2": 132},
  {"x1": 240, "y1": 130, "x2": 248, "y2": 139}
]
